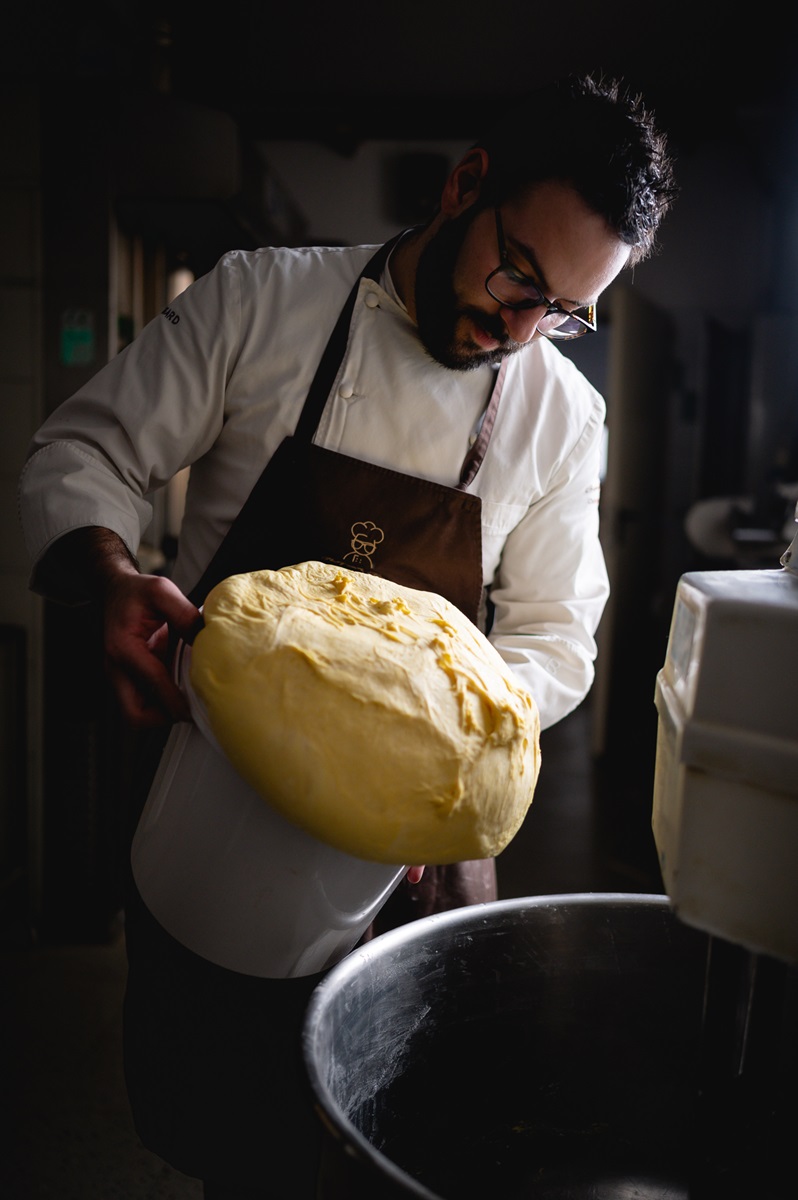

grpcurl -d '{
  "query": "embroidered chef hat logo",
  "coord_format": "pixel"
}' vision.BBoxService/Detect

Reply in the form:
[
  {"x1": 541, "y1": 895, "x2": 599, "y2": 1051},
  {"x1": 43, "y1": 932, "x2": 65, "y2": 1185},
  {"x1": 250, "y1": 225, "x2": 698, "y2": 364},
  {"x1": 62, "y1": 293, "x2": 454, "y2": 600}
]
[{"x1": 344, "y1": 520, "x2": 384, "y2": 569}]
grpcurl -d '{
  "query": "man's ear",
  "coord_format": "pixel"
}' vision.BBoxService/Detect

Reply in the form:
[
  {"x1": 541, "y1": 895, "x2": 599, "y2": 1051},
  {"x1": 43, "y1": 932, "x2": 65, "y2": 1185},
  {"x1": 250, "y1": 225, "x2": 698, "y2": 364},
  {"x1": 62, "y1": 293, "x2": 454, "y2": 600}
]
[{"x1": 440, "y1": 148, "x2": 489, "y2": 217}]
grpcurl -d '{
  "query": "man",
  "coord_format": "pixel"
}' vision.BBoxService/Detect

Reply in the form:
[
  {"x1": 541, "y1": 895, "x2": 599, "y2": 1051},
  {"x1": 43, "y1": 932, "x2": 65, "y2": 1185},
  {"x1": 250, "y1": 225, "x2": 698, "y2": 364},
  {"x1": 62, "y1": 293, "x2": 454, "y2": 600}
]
[{"x1": 19, "y1": 75, "x2": 675, "y2": 1198}]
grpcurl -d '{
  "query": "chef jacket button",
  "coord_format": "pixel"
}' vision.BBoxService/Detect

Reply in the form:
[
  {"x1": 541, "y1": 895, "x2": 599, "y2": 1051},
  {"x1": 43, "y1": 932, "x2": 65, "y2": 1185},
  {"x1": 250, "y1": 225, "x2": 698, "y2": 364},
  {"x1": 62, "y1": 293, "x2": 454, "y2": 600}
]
[
  {"x1": 339, "y1": 382, "x2": 354, "y2": 399},
  {"x1": 364, "y1": 292, "x2": 380, "y2": 309}
]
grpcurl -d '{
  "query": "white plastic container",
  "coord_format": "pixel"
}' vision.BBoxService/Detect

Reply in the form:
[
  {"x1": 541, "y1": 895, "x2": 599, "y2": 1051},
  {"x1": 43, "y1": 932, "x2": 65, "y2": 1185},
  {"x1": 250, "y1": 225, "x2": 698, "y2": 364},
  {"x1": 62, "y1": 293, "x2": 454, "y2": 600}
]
[
  {"x1": 131, "y1": 642, "x2": 406, "y2": 978},
  {"x1": 652, "y1": 555, "x2": 798, "y2": 963}
]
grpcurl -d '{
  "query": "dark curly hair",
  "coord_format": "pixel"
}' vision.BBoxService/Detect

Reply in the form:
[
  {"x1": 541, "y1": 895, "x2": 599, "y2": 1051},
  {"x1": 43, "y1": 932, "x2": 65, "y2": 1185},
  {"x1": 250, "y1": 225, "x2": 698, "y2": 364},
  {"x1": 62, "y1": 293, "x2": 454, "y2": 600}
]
[{"x1": 473, "y1": 75, "x2": 678, "y2": 265}]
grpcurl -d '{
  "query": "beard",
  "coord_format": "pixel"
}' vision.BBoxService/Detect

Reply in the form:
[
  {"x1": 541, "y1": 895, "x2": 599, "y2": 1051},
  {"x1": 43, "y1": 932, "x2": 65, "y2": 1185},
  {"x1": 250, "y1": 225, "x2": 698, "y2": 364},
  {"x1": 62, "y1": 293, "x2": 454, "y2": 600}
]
[{"x1": 413, "y1": 208, "x2": 527, "y2": 371}]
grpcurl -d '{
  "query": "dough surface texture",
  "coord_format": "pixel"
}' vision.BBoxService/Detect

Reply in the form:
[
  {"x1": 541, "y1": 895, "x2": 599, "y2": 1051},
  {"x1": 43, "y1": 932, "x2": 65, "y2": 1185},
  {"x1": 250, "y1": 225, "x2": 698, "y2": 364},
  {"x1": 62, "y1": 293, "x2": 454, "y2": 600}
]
[{"x1": 189, "y1": 562, "x2": 541, "y2": 864}]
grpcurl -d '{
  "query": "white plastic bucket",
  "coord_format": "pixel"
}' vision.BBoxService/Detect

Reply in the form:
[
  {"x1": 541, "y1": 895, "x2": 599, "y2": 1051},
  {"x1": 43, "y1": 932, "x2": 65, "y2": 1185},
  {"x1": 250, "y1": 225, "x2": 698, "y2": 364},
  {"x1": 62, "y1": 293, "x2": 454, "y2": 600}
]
[{"x1": 130, "y1": 641, "x2": 406, "y2": 978}]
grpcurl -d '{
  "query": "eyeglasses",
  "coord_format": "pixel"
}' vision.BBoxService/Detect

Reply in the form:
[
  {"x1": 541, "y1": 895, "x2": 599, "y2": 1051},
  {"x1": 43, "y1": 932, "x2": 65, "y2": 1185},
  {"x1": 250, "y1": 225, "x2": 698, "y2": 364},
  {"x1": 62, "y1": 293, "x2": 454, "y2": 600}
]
[{"x1": 485, "y1": 209, "x2": 597, "y2": 341}]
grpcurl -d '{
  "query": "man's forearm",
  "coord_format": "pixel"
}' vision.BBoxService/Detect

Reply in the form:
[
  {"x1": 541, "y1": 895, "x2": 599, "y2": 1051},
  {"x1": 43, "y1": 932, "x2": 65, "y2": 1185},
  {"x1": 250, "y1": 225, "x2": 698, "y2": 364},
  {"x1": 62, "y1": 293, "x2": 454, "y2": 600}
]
[{"x1": 32, "y1": 526, "x2": 140, "y2": 605}]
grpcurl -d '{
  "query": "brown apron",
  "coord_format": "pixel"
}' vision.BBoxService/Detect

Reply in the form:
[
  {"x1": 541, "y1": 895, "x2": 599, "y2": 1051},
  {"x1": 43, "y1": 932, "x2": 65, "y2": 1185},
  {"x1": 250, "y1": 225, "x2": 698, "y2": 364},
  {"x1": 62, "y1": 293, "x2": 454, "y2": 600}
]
[{"x1": 124, "y1": 237, "x2": 505, "y2": 1188}]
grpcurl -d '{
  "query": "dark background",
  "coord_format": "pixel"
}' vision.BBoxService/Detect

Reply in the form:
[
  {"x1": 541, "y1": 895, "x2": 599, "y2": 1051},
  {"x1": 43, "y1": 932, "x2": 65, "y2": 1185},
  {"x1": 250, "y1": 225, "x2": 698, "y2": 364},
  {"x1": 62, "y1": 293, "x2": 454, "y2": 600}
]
[{"x1": 9, "y1": 1, "x2": 798, "y2": 149}]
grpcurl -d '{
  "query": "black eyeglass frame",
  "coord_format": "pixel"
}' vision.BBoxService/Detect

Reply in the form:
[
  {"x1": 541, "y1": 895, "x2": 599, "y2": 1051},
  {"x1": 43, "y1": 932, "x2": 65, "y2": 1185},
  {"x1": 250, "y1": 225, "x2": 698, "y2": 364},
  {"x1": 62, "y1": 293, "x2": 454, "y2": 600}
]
[{"x1": 485, "y1": 209, "x2": 597, "y2": 341}]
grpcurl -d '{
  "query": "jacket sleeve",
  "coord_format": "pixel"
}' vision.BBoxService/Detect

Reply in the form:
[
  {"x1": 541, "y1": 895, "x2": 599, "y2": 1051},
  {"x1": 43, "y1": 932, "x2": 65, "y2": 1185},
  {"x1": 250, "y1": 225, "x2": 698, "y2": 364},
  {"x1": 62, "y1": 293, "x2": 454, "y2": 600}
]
[
  {"x1": 487, "y1": 385, "x2": 609, "y2": 731},
  {"x1": 17, "y1": 256, "x2": 243, "y2": 601}
]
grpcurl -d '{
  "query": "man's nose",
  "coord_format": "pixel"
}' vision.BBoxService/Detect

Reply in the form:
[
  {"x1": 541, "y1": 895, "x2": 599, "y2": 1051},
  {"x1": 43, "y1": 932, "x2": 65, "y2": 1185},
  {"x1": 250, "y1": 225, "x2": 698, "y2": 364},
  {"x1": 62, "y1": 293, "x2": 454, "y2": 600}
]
[{"x1": 500, "y1": 305, "x2": 545, "y2": 344}]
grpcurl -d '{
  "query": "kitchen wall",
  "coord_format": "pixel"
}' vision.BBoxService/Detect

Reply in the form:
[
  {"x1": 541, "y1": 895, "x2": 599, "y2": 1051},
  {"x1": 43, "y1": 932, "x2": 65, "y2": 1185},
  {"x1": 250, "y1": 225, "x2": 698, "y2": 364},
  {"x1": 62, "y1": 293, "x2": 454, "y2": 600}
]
[{"x1": 0, "y1": 86, "x2": 45, "y2": 942}]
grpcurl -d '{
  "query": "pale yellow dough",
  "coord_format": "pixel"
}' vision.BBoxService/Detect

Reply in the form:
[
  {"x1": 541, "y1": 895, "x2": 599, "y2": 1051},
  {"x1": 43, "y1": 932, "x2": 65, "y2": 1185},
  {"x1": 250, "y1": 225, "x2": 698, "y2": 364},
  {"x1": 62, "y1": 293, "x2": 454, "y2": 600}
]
[{"x1": 189, "y1": 562, "x2": 541, "y2": 864}]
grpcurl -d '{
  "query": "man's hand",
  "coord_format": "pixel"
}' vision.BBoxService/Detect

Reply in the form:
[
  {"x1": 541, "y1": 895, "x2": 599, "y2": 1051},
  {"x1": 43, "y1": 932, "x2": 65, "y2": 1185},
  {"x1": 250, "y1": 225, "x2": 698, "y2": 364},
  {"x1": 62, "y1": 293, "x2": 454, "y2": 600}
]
[
  {"x1": 37, "y1": 526, "x2": 202, "y2": 728},
  {"x1": 103, "y1": 569, "x2": 203, "y2": 728}
]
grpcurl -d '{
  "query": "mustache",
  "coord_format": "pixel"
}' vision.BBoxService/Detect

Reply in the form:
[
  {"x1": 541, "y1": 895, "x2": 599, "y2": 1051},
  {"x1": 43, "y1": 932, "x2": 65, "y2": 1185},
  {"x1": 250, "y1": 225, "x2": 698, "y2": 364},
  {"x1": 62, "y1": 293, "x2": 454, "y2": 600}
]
[{"x1": 463, "y1": 308, "x2": 523, "y2": 352}]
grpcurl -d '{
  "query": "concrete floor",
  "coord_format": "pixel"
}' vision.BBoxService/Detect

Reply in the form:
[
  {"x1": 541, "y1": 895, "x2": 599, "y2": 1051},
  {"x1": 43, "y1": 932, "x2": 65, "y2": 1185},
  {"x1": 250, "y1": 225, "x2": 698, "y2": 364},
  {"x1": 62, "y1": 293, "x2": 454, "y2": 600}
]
[{"x1": 1, "y1": 699, "x2": 664, "y2": 1199}]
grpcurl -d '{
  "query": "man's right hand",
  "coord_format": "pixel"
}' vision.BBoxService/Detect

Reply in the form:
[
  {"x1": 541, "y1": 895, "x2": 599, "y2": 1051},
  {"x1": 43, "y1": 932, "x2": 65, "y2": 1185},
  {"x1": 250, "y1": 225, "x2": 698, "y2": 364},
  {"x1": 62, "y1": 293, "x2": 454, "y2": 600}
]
[
  {"x1": 103, "y1": 568, "x2": 203, "y2": 728},
  {"x1": 37, "y1": 526, "x2": 203, "y2": 729}
]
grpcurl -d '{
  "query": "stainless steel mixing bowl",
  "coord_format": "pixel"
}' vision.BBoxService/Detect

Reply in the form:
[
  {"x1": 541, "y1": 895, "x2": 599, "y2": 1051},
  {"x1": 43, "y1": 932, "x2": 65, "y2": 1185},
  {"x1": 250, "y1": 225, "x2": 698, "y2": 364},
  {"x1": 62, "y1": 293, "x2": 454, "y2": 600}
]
[{"x1": 303, "y1": 893, "x2": 793, "y2": 1198}]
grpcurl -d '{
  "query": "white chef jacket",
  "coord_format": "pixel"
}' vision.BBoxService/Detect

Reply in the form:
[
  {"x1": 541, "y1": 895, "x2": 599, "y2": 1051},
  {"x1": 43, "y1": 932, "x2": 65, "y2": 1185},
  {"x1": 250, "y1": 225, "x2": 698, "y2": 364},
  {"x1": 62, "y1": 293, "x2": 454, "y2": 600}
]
[{"x1": 18, "y1": 242, "x2": 609, "y2": 729}]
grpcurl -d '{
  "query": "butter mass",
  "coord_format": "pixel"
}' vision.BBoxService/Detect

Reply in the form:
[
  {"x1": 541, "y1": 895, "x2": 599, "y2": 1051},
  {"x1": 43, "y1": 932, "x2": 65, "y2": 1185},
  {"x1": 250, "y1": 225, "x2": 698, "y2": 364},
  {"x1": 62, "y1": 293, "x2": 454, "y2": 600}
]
[{"x1": 189, "y1": 562, "x2": 541, "y2": 864}]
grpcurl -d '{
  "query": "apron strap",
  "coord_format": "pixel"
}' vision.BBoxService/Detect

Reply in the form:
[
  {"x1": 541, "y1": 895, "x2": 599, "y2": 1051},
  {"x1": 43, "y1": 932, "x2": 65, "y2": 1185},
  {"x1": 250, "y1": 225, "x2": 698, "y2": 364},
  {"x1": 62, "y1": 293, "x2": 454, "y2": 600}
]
[
  {"x1": 293, "y1": 235, "x2": 403, "y2": 445},
  {"x1": 457, "y1": 359, "x2": 507, "y2": 489}
]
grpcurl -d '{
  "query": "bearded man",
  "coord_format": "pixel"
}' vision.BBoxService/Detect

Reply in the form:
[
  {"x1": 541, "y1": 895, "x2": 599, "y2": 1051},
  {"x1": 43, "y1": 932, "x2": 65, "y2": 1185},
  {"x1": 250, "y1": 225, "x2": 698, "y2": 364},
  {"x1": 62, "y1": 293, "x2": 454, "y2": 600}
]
[{"x1": 19, "y1": 74, "x2": 675, "y2": 1200}]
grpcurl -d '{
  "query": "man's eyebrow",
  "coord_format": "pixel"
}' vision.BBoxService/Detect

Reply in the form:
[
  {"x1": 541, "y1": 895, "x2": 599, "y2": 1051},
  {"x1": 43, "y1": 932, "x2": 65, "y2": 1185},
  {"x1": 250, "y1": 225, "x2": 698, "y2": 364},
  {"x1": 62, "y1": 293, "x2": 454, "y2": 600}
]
[{"x1": 506, "y1": 233, "x2": 587, "y2": 308}]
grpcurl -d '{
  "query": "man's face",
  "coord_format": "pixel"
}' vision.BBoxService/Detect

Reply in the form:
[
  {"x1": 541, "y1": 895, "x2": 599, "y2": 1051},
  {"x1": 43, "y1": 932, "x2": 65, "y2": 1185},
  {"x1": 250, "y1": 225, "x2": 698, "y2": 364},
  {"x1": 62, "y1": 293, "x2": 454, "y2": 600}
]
[{"x1": 414, "y1": 180, "x2": 631, "y2": 372}]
